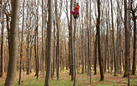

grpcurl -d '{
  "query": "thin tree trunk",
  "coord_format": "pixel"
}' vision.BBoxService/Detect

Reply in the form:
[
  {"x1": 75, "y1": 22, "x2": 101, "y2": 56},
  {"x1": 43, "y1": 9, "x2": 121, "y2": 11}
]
[
  {"x1": 111, "y1": 0, "x2": 117, "y2": 76},
  {"x1": 86, "y1": 0, "x2": 90, "y2": 75},
  {"x1": 94, "y1": 32, "x2": 97, "y2": 75},
  {"x1": 106, "y1": 6, "x2": 109, "y2": 73},
  {"x1": 55, "y1": 0, "x2": 60, "y2": 80},
  {"x1": 26, "y1": 30, "x2": 30, "y2": 75},
  {"x1": 34, "y1": 32, "x2": 37, "y2": 76},
  {"x1": 73, "y1": 17, "x2": 76, "y2": 86},
  {"x1": 0, "y1": 2, "x2": 4, "y2": 77},
  {"x1": 127, "y1": 1, "x2": 131, "y2": 85},
  {"x1": 36, "y1": 0, "x2": 39, "y2": 79},
  {"x1": 123, "y1": 0, "x2": 129, "y2": 77},
  {"x1": 44, "y1": 0, "x2": 53, "y2": 85},
  {"x1": 19, "y1": 0, "x2": 25, "y2": 84},
  {"x1": 53, "y1": 20, "x2": 56, "y2": 77},
  {"x1": 41, "y1": 0, "x2": 45, "y2": 78},
  {"x1": 131, "y1": 0, "x2": 136, "y2": 75},
  {"x1": 81, "y1": 16, "x2": 84, "y2": 74},
  {"x1": 97, "y1": 0, "x2": 104, "y2": 81},
  {"x1": 69, "y1": 0, "x2": 73, "y2": 81},
  {"x1": 89, "y1": 0, "x2": 92, "y2": 84}
]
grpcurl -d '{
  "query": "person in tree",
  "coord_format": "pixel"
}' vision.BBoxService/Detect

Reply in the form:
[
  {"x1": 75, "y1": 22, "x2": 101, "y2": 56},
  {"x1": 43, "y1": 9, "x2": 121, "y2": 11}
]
[{"x1": 71, "y1": 3, "x2": 80, "y2": 18}]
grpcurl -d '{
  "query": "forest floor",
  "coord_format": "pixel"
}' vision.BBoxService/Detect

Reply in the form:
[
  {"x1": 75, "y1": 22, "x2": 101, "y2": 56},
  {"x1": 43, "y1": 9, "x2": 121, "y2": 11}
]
[{"x1": 0, "y1": 70, "x2": 137, "y2": 86}]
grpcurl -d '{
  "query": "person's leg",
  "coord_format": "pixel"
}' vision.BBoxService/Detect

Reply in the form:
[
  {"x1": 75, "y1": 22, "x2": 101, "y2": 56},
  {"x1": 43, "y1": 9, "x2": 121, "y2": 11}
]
[
  {"x1": 77, "y1": 11, "x2": 79, "y2": 16},
  {"x1": 71, "y1": 11, "x2": 75, "y2": 16}
]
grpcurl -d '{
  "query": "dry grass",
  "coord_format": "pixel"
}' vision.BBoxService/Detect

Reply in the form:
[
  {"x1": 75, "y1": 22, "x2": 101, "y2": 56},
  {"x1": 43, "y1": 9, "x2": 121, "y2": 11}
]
[{"x1": 0, "y1": 71, "x2": 137, "y2": 86}]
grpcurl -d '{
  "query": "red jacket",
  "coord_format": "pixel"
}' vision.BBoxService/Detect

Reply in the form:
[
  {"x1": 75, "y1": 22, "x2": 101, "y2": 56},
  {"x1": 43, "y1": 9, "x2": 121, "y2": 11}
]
[{"x1": 74, "y1": 5, "x2": 80, "y2": 12}]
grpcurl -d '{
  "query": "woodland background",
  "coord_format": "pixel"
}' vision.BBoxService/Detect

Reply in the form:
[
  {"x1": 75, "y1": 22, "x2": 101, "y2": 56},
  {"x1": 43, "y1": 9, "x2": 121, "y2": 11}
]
[{"x1": 0, "y1": 0, "x2": 137, "y2": 86}]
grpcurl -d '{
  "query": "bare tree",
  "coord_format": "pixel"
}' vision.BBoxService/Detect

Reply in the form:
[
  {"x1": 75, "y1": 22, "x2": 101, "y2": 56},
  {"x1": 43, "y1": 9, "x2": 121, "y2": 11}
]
[
  {"x1": 89, "y1": 0, "x2": 92, "y2": 84},
  {"x1": 55, "y1": 0, "x2": 60, "y2": 80},
  {"x1": 110, "y1": 0, "x2": 117, "y2": 76},
  {"x1": 41, "y1": 0, "x2": 45, "y2": 78},
  {"x1": 97, "y1": 0, "x2": 104, "y2": 81},
  {"x1": 123, "y1": 0, "x2": 130, "y2": 77},
  {"x1": 69, "y1": 0, "x2": 73, "y2": 81},
  {"x1": 5, "y1": 0, "x2": 20, "y2": 85},
  {"x1": 0, "y1": 0, "x2": 4, "y2": 77},
  {"x1": 44, "y1": 0, "x2": 53, "y2": 85},
  {"x1": 131, "y1": 0, "x2": 136, "y2": 75},
  {"x1": 19, "y1": 0, "x2": 25, "y2": 84}
]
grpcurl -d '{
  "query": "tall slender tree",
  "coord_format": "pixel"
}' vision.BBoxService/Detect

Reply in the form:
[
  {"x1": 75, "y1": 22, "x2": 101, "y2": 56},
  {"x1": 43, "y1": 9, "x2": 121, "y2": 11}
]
[
  {"x1": 73, "y1": 8, "x2": 76, "y2": 86},
  {"x1": 131, "y1": 0, "x2": 136, "y2": 75},
  {"x1": 44, "y1": 0, "x2": 53, "y2": 85},
  {"x1": 123, "y1": 0, "x2": 130, "y2": 77},
  {"x1": 97, "y1": 0, "x2": 104, "y2": 81},
  {"x1": 5, "y1": 0, "x2": 20, "y2": 85},
  {"x1": 36, "y1": 0, "x2": 39, "y2": 79},
  {"x1": 89, "y1": 0, "x2": 92, "y2": 84},
  {"x1": 127, "y1": 0, "x2": 131, "y2": 85},
  {"x1": 0, "y1": 0, "x2": 4, "y2": 77},
  {"x1": 69, "y1": 0, "x2": 73, "y2": 81},
  {"x1": 110, "y1": 0, "x2": 117, "y2": 76},
  {"x1": 55, "y1": 0, "x2": 60, "y2": 80},
  {"x1": 94, "y1": 32, "x2": 97, "y2": 75},
  {"x1": 19, "y1": 0, "x2": 25, "y2": 84},
  {"x1": 42, "y1": 0, "x2": 45, "y2": 78}
]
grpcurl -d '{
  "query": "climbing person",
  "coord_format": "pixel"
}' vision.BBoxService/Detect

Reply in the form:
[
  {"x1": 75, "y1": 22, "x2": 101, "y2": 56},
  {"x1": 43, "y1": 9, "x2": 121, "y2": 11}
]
[{"x1": 71, "y1": 3, "x2": 80, "y2": 18}]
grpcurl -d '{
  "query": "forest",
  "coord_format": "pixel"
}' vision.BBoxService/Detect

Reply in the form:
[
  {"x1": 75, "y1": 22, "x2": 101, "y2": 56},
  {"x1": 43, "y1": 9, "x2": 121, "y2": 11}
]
[{"x1": 0, "y1": 0, "x2": 137, "y2": 86}]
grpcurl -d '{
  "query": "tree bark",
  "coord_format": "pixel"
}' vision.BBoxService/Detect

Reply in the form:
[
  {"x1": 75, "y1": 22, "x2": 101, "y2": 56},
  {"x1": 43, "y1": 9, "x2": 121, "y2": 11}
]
[
  {"x1": 73, "y1": 13, "x2": 76, "y2": 86},
  {"x1": 110, "y1": 0, "x2": 117, "y2": 76},
  {"x1": 127, "y1": 1, "x2": 131, "y2": 85},
  {"x1": 94, "y1": 32, "x2": 97, "y2": 75},
  {"x1": 19, "y1": 0, "x2": 25, "y2": 84},
  {"x1": 5, "y1": 0, "x2": 20, "y2": 85},
  {"x1": 123, "y1": 0, "x2": 130, "y2": 77},
  {"x1": 55, "y1": 0, "x2": 60, "y2": 80},
  {"x1": 89, "y1": 0, "x2": 92, "y2": 84},
  {"x1": 131, "y1": 0, "x2": 136, "y2": 75},
  {"x1": 0, "y1": 1, "x2": 4, "y2": 77},
  {"x1": 44, "y1": 0, "x2": 53, "y2": 85},
  {"x1": 69, "y1": 0, "x2": 73, "y2": 81},
  {"x1": 42, "y1": 0, "x2": 45, "y2": 78},
  {"x1": 36, "y1": 0, "x2": 39, "y2": 79},
  {"x1": 97, "y1": 0, "x2": 104, "y2": 81},
  {"x1": 81, "y1": 22, "x2": 84, "y2": 74}
]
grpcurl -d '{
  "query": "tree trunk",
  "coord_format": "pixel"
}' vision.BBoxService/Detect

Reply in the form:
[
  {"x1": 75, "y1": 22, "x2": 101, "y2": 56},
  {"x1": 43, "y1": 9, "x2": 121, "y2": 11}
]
[
  {"x1": 55, "y1": 0, "x2": 60, "y2": 80},
  {"x1": 123, "y1": 0, "x2": 129, "y2": 77},
  {"x1": 41, "y1": 0, "x2": 45, "y2": 78},
  {"x1": 89, "y1": 0, "x2": 92, "y2": 84},
  {"x1": 106, "y1": 6, "x2": 109, "y2": 73},
  {"x1": 116, "y1": 0, "x2": 121, "y2": 74},
  {"x1": 26, "y1": 30, "x2": 30, "y2": 75},
  {"x1": 127, "y1": 1, "x2": 131, "y2": 85},
  {"x1": 97, "y1": 0, "x2": 104, "y2": 81},
  {"x1": 73, "y1": 15, "x2": 76, "y2": 86},
  {"x1": 36, "y1": 0, "x2": 39, "y2": 79},
  {"x1": 131, "y1": 0, "x2": 136, "y2": 75},
  {"x1": 86, "y1": 0, "x2": 90, "y2": 75},
  {"x1": 44, "y1": 0, "x2": 53, "y2": 85},
  {"x1": 34, "y1": 31, "x2": 37, "y2": 76},
  {"x1": 111, "y1": 0, "x2": 117, "y2": 76},
  {"x1": 94, "y1": 32, "x2": 97, "y2": 75},
  {"x1": 0, "y1": 2, "x2": 4, "y2": 77},
  {"x1": 53, "y1": 20, "x2": 56, "y2": 77},
  {"x1": 69, "y1": 0, "x2": 73, "y2": 81},
  {"x1": 81, "y1": 23, "x2": 84, "y2": 74},
  {"x1": 19, "y1": 0, "x2": 25, "y2": 84},
  {"x1": 5, "y1": 0, "x2": 20, "y2": 85}
]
